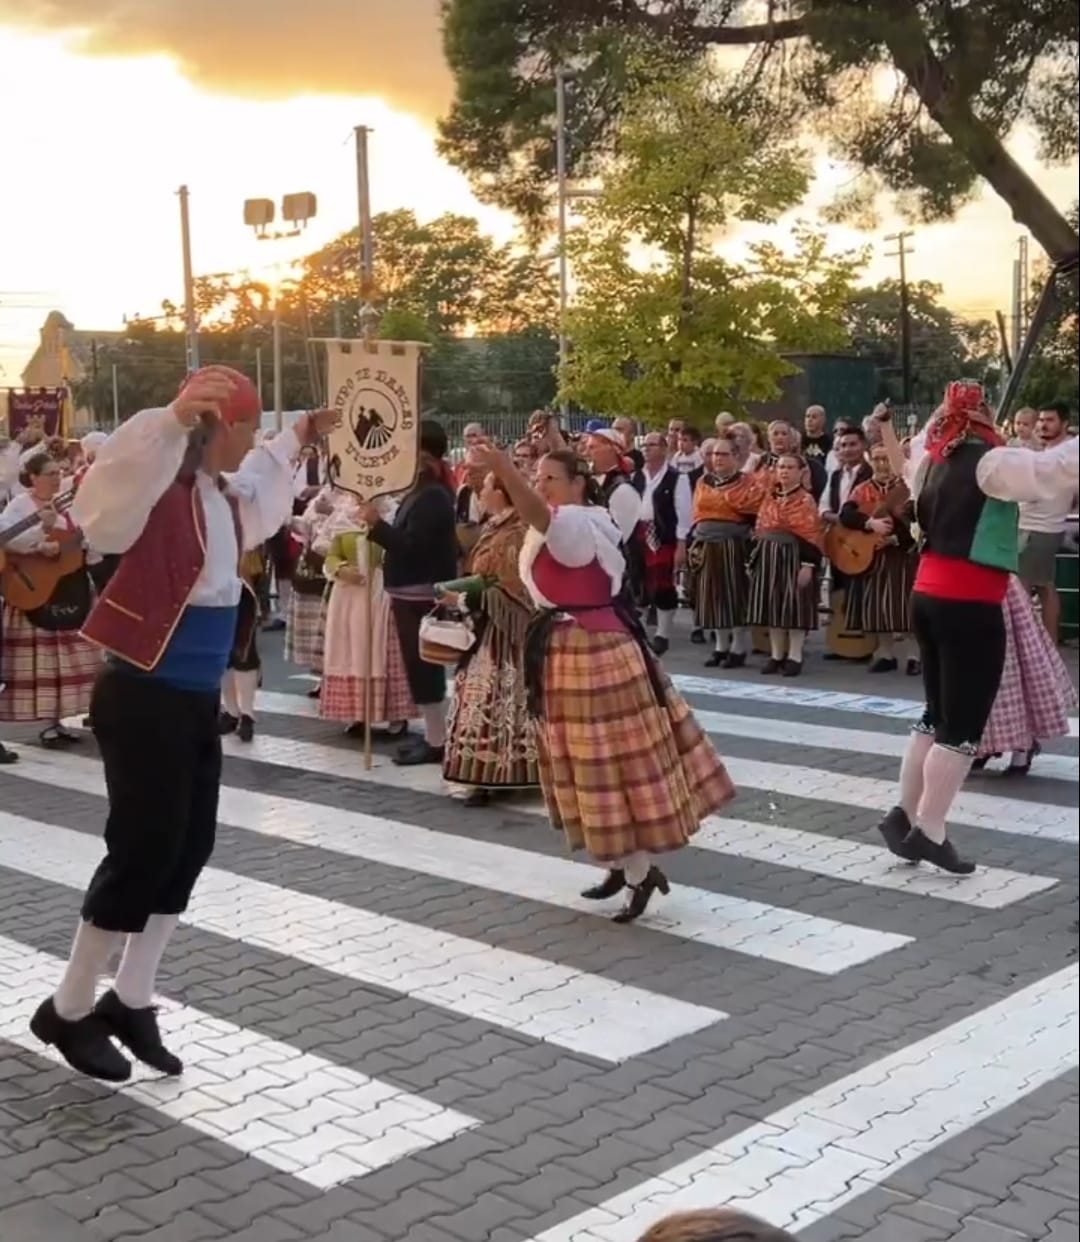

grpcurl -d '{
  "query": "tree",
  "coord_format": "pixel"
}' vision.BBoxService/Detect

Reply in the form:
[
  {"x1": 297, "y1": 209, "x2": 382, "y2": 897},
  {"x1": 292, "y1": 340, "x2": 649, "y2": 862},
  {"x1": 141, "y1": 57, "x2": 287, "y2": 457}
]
[
  {"x1": 560, "y1": 61, "x2": 863, "y2": 420},
  {"x1": 438, "y1": 0, "x2": 1079, "y2": 262},
  {"x1": 842, "y1": 279, "x2": 1000, "y2": 404}
]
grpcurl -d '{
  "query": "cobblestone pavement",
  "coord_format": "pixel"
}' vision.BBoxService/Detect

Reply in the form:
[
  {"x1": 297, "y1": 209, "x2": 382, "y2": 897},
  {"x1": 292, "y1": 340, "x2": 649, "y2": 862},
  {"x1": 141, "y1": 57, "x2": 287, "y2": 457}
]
[{"x1": 0, "y1": 625, "x2": 1076, "y2": 1242}]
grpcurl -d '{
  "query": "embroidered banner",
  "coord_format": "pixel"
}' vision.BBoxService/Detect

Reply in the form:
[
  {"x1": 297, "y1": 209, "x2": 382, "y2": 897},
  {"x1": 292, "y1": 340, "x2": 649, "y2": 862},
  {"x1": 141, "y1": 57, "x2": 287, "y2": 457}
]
[
  {"x1": 7, "y1": 387, "x2": 64, "y2": 439},
  {"x1": 324, "y1": 340, "x2": 422, "y2": 503}
]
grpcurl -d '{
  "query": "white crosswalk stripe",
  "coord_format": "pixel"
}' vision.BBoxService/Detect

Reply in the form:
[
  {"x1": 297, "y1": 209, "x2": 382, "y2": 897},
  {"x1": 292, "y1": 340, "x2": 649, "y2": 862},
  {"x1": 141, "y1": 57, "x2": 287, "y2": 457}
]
[
  {"x1": 0, "y1": 677, "x2": 1074, "y2": 1231},
  {"x1": 0, "y1": 933, "x2": 478, "y2": 1190}
]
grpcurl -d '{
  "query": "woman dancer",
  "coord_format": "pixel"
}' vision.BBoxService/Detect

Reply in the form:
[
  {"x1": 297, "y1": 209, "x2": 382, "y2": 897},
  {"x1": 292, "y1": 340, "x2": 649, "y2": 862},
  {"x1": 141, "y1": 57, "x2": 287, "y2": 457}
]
[
  {"x1": 443, "y1": 471, "x2": 538, "y2": 805},
  {"x1": 472, "y1": 443, "x2": 734, "y2": 923},
  {"x1": 972, "y1": 575, "x2": 1077, "y2": 775},
  {"x1": 874, "y1": 389, "x2": 1078, "y2": 873},
  {"x1": 745, "y1": 453, "x2": 824, "y2": 677},
  {"x1": 319, "y1": 498, "x2": 414, "y2": 739},
  {"x1": 0, "y1": 452, "x2": 100, "y2": 746}
]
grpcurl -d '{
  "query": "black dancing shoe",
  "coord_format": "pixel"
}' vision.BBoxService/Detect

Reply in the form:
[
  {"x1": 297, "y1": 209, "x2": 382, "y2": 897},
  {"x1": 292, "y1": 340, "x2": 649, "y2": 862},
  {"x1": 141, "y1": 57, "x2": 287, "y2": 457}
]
[
  {"x1": 704, "y1": 651, "x2": 725, "y2": 668},
  {"x1": 0, "y1": 743, "x2": 17, "y2": 766},
  {"x1": 651, "y1": 635, "x2": 670, "y2": 657},
  {"x1": 218, "y1": 711, "x2": 239, "y2": 736},
  {"x1": 969, "y1": 755, "x2": 991, "y2": 772},
  {"x1": 869, "y1": 657, "x2": 898, "y2": 673},
  {"x1": 780, "y1": 659, "x2": 802, "y2": 677},
  {"x1": 877, "y1": 805, "x2": 919, "y2": 861},
  {"x1": 905, "y1": 659, "x2": 921, "y2": 676},
  {"x1": 612, "y1": 866, "x2": 670, "y2": 924},
  {"x1": 1002, "y1": 741, "x2": 1041, "y2": 776},
  {"x1": 94, "y1": 990, "x2": 183, "y2": 1076},
  {"x1": 903, "y1": 828, "x2": 975, "y2": 875},
  {"x1": 689, "y1": 627, "x2": 706, "y2": 644},
  {"x1": 760, "y1": 658, "x2": 781, "y2": 675},
  {"x1": 723, "y1": 652, "x2": 747, "y2": 669},
  {"x1": 581, "y1": 869, "x2": 626, "y2": 900},
  {"x1": 393, "y1": 740, "x2": 445, "y2": 767},
  {"x1": 30, "y1": 997, "x2": 131, "y2": 1082},
  {"x1": 237, "y1": 715, "x2": 255, "y2": 743}
]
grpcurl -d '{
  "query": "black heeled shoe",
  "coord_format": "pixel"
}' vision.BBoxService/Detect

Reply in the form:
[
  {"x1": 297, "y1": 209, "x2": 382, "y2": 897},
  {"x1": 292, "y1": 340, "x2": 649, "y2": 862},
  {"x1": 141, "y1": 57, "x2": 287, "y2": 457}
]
[
  {"x1": 877, "y1": 805, "x2": 919, "y2": 861},
  {"x1": 218, "y1": 711, "x2": 239, "y2": 736},
  {"x1": 612, "y1": 867, "x2": 669, "y2": 924},
  {"x1": 903, "y1": 828, "x2": 975, "y2": 875},
  {"x1": 581, "y1": 869, "x2": 625, "y2": 900},
  {"x1": 1003, "y1": 741, "x2": 1041, "y2": 776}
]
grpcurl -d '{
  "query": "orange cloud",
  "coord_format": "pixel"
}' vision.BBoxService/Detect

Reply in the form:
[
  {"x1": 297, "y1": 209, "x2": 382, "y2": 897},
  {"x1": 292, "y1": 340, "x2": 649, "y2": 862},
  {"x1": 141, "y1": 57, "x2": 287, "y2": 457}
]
[{"x1": 1, "y1": 0, "x2": 451, "y2": 114}]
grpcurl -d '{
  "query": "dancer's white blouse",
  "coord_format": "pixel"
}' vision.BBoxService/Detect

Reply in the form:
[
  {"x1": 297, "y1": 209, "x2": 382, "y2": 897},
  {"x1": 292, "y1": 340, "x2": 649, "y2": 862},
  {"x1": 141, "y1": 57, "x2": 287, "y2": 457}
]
[
  {"x1": 519, "y1": 505, "x2": 625, "y2": 610},
  {"x1": 72, "y1": 407, "x2": 301, "y2": 608}
]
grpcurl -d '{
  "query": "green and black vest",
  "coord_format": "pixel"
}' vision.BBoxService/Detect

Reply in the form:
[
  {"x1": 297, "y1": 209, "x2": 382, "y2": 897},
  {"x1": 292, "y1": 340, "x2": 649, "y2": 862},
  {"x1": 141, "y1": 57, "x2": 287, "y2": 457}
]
[{"x1": 916, "y1": 438, "x2": 1019, "y2": 572}]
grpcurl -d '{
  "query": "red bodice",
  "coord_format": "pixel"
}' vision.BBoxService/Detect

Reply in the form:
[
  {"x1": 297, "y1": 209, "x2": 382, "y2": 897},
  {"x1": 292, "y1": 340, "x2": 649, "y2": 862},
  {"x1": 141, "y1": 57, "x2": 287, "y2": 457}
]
[{"x1": 532, "y1": 547, "x2": 625, "y2": 632}]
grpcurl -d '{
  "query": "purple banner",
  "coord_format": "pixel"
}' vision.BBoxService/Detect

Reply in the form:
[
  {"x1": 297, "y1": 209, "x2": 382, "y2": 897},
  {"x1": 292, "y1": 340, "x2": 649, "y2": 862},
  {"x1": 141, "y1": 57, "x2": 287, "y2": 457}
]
[{"x1": 7, "y1": 388, "x2": 64, "y2": 439}]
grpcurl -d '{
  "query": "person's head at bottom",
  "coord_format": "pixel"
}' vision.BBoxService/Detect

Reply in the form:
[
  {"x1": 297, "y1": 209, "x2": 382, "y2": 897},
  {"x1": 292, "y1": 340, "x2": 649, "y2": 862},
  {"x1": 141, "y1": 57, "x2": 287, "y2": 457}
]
[{"x1": 637, "y1": 1209, "x2": 796, "y2": 1242}]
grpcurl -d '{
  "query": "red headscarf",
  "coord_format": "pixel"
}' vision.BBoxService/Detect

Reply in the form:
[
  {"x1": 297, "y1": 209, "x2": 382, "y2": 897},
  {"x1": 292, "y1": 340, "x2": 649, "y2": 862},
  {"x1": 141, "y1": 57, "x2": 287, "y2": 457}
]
[
  {"x1": 923, "y1": 380, "x2": 1003, "y2": 463},
  {"x1": 177, "y1": 365, "x2": 261, "y2": 426}
]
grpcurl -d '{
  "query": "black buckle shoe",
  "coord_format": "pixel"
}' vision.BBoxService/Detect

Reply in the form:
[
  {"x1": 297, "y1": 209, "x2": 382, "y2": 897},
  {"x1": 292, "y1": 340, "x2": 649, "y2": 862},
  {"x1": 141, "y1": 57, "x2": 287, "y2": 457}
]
[
  {"x1": 237, "y1": 715, "x2": 255, "y2": 743},
  {"x1": 94, "y1": 990, "x2": 183, "y2": 1076},
  {"x1": 877, "y1": 805, "x2": 919, "y2": 861},
  {"x1": 612, "y1": 867, "x2": 670, "y2": 924},
  {"x1": 581, "y1": 869, "x2": 626, "y2": 900},
  {"x1": 904, "y1": 828, "x2": 975, "y2": 875},
  {"x1": 217, "y1": 711, "x2": 238, "y2": 736},
  {"x1": 30, "y1": 997, "x2": 131, "y2": 1082}
]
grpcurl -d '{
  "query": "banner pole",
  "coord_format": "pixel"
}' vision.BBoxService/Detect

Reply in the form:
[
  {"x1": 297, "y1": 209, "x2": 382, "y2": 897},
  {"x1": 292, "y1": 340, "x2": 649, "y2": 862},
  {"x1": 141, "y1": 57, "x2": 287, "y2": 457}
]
[{"x1": 362, "y1": 335, "x2": 376, "y2": 773}]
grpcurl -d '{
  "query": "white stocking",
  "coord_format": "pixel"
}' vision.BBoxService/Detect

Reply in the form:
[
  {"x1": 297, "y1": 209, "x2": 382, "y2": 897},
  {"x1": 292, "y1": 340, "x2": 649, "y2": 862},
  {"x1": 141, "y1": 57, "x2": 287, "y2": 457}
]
[
  {"x1": 916, "y1": 744, "x2": 974, "y2": 843},
  {"x1": 787, "y1": 630, "x2": 806, "y2": 663},
  {"x1": 898, "y1": 729, "x2": 933, "y2": 819},
  {"x1": 422, "y1": 702, "x2": 447, "y2": 748},
  {"x1": 54, "y1": 921, "x2": 121, "y2": 1021},
  {"x1": 731, "y1": 627, "x2": 750, "y2": 655},
  {"x1": 221, "y1": 674, "x2": 239, "y2": 717},
  {"x1": 115, "y1": 914, "x2": 180, "y2": 1009},
  {"x1": 768, "y1": 629, "x2": 787, "y2": 661},
  {"x1": 655, "y1": 609, "x2": 675, "y2": 640},
  {"x1": 234, "y1": 669, "x2": 258, "y2": 718},
  {"x1": 713, "y1": 630, "x2": 730, "y2": 653}
]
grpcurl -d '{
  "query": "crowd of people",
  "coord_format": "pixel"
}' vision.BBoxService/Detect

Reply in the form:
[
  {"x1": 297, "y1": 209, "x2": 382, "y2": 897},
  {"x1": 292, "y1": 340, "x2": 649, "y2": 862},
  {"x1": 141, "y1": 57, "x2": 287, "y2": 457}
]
[{"x1": 0, "y1": 370, "x2": 1076, "y2": 1075}]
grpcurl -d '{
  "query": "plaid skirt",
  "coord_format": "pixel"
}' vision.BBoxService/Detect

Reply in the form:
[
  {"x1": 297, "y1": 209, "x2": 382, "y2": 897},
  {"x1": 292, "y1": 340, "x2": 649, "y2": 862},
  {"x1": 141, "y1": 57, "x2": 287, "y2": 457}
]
[
  {"x1": 978, "y1": 577, "x2": 1077, "y2": 756},
  {"x1": 319, "y1": 580, "x2": 416, "y2": 724},
  {"x1": 536, "y1": 625, "x2": 735, "y2": 860},
  {"x1": 285, "y1": 589, "x2": 326, "y2": 672},
  {"x1": 0, "y1": 604, "x2": 101, "y2": 723}
]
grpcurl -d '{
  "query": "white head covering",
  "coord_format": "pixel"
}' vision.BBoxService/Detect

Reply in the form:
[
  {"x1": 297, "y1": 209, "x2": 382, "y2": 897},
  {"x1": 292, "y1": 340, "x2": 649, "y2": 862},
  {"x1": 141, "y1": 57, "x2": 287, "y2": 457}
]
[{"x1": 81, "y1": 431, "x2": 108, "y2": 460}]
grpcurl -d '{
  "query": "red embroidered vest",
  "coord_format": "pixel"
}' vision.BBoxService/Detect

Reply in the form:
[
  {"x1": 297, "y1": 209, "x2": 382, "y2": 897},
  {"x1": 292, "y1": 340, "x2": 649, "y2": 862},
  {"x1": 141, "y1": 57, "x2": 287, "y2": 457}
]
[{"x1": 80, "y1": 478, "x2": 243, "y2": 671}]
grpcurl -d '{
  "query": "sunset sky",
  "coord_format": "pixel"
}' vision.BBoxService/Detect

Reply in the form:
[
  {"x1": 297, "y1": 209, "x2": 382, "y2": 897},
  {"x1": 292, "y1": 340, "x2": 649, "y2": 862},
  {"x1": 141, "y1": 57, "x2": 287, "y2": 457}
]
[{"x1": 1, "y1": 2, "x2": 1076, "y2": 384}]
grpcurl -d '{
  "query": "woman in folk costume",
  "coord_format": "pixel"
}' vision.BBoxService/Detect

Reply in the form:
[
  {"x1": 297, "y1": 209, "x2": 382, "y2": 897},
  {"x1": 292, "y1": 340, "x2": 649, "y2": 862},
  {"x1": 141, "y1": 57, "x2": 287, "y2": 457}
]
[
  {"x1": 873, "y1": 389, "x2": 1078, "y2": 874},
  {"x1": 745, "y1": 453, "x2": 824, "y2": 677},
  {"x1": 471, "y1": 443, "x2": 735, "y2": 923},
  {"x1": 284, "y1": 485, "x2": 335, "y2": 692},
  {"x1": 319, "y1": 496, "x2": 415, "y2": 738},
  {"x1": 443, "y1": 470, "x2": 539, "y2": 805},
  {"x1": 688, "y1": 433, "x2": 764, "y2": 669},
  {"x1": 0, "y1": 451, "x2": 101, "y2": 747},
  {"x1": 30, "y1": 366, "x2": 333, "y2": 1083},
  {"x1": 360, "y1": 420, "x2": 459, "y2": 766},
  {"x1": 971, "y1": 575, "x2": 1077, "y2": 775},
  {"x1": 217, "y1": 545, "x2": 267, "y2": 743},
  {"x1": 837, "y1": 442, "x2": 920, "y2": 675}
]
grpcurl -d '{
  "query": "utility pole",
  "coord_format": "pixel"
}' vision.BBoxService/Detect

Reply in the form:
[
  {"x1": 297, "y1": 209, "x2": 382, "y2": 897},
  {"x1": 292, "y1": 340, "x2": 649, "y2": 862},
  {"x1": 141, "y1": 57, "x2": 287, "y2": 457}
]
[
  {"x1": 555, "y1": 67, "x2": 569, "y2": 419},
  {"x1": 885, "y1": 231, "x2": 914, "y2": 406},
  {"x1": 355, "y1": 126, "x2": 375, "y2": 301},
  {"x1": 178, "y1": 185, "x2": 200, "y2": 372}
]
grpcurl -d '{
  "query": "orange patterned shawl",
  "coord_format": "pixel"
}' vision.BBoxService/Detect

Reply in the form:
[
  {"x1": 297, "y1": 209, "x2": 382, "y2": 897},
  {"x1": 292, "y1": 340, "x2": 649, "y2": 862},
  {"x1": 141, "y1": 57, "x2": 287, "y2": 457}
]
[
  {"x1": 754, "y1": 485, "x2": 824, "y2": 551},
  {"x1": 692, "y1": 472, "x2": 765, "y2": 524}
]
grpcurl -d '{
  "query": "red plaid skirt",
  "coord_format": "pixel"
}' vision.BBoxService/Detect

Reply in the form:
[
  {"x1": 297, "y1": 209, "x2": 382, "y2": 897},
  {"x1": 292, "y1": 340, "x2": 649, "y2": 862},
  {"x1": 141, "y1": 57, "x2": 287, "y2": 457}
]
[
  {"x1": 642, "y1": 538, "x2": 676, "y2": 600},
  {"x1": 0, "y1": 605, "x2": 101, "y2": 722}
]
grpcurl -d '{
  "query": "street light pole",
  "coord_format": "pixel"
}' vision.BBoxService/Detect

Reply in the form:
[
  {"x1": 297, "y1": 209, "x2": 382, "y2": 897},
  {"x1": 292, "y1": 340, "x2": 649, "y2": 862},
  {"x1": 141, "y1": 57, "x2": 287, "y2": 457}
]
[
  {"x1": 178, "y1": 185, "x2": 200, "y2": 372},
  {"x1": 555, "y1": 67, "x2": 569, "y2": 418}
]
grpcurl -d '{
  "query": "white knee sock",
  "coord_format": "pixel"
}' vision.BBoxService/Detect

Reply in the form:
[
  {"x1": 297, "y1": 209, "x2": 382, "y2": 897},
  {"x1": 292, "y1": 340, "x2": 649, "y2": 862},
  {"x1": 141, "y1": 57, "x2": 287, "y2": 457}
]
[
  {"x1": 916, "y1": 744, "x2": 974, "y2": 843},
  {"x1": 713, "y1": 630, "x2": 730, "y2": 653},
  {"x1": 114, "y1": 914, "x2": 180, "y2": 1009},
  {"x1": 617, "y1": 851, "x2": 651, "y2": 886},
  {"x1": 422, "y1": 702, "x2": 447, "y2": 748},
  {"x1": 222, "y1": 673, "x2": 239, "y2": 717},
  {"x1": 768, "y1": 628, "x2": 787, "y2": 660},
  {"x1": 787, "y1": 630, "x2": 806, "y2": 662},
  {"x1": 277, "y1": 578, "x2": 292, "y2": 614},
  {"x1": 898, "y1": 729, "x2": 934, "y2": 818},
  {"x1": 234, "y1": 669, "x2": 259, "y2": 718},
  {"x1": 655, "y1": 609, "x2": 675, "y2": 640},
  {"x1": 53, "y1": 921, "x2": 121, "y2": 1020},
  {"x1": 874, "y1": 636, "x2": 895, "y2": 661},
  {"x1": 731, "y1": 627, "x2": 750, "y2": 655}
]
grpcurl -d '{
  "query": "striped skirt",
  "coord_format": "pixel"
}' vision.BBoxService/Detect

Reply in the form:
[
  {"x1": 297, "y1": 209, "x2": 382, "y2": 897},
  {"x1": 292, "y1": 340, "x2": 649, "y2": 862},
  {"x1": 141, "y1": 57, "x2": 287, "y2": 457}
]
[
  {"x1": 444, "y1": 595, "x2": 539, "y2": 790},
  {"x1": 690, "y1": 536, "x2": 750, "y2": 631},
  {"x1": 746, "y1": 535, "x2": 818, "y2": 632},
  {"x1": 844, "y1": 546, "x2": 916, "y2": 635},
  {"x1": 285, "y1": 588, "x2": 326, "y2": 673},
  {"x1": 978, "y1": 577, "x2": 1077, "y2": 757},
  {"x1": 536, "y1": 625, "x2": 735, "y2": 861},
  {"x1": 0, "y1": 605, "x2": 101, "y2": 723}
]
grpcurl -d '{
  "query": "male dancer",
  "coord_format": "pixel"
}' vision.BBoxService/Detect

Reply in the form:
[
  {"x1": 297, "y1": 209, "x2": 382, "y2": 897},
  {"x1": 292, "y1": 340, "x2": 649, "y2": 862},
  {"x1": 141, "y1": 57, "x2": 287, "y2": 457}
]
[
  {"x1": 30, "y1": 367, "x2": 334, "y2": 1080},
  {"x1": 874, "y1": 389, "x2": 1077, "y2": 873},
  {"x1": 630, "y1": 432, "x2": 692, "y2": 654}
]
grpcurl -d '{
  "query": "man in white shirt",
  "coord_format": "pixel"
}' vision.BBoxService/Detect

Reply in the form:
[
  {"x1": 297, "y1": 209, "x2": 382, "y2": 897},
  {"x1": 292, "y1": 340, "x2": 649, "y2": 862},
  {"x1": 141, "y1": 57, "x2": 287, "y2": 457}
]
[
  {"x1": 587, "y1": 429, "x2": 641, "y2": 544},
  {"x1": 630, "y1": 433, "x2": 693, "y2": 654},
  {"x1": 1018, "y1": 403, "x2": 1077, "y2": 641},
  {"x1": 820, "y1": 427, "x2": 872, "y2": 521}
]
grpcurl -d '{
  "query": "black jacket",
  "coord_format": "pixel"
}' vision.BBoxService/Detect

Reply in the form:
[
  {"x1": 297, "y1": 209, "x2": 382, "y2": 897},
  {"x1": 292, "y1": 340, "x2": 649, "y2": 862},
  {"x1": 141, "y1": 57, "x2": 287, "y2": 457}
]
[{"x1": 369, "y1": 476, "x2": 458, "y2": 589}]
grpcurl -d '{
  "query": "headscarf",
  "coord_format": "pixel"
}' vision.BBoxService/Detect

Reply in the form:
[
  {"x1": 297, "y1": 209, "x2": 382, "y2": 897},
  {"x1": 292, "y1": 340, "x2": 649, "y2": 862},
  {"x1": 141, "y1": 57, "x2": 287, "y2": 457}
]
[{"x1": 923, "y1": 380, "x2": 1003, "y2": 463}]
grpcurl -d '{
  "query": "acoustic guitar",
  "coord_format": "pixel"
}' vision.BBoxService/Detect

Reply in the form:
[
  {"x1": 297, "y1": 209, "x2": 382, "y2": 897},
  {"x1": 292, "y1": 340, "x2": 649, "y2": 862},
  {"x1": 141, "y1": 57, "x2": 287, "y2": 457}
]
[
  {"x1": 824, "y1": 480, "x2": 911, "y2": 578},
  {"x1": 0, "y1": 493, "x2": 84, "y2": 613}
]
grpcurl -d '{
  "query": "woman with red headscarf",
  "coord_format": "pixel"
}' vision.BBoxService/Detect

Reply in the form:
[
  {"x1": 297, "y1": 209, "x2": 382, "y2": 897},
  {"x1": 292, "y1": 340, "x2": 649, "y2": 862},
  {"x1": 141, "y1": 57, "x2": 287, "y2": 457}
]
[{"x1": 872, "y1": 385, "x2": 1077, "y2": 874}]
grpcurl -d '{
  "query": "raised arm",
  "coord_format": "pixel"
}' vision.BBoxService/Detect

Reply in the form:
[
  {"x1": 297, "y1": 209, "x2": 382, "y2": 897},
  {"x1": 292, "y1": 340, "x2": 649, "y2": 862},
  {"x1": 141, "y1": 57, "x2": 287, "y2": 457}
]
[
  {"x1": 977, "y1": 436, "x2": 1079, "y2": 505},
  {"x1": 222, "y1": 426, "x2": 302, "y2": 551}
]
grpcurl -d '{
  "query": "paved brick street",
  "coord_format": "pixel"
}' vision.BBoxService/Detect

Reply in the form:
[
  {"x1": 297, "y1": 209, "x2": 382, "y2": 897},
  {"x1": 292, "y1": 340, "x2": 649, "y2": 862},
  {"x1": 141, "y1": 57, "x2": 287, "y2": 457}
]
[{"x1": 0, "y1": 626, "x2": 1076, "y2": 1242}]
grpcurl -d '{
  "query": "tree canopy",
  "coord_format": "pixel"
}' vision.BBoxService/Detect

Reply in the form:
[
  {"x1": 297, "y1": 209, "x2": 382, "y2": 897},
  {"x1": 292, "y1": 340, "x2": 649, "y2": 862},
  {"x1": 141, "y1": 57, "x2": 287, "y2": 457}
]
[
  {"x1": 438, "y1": 0, "x2": 1079, "y2": 261},
  {"x1": 560, "y1": 59, "x2": 863, "y2": 420}
]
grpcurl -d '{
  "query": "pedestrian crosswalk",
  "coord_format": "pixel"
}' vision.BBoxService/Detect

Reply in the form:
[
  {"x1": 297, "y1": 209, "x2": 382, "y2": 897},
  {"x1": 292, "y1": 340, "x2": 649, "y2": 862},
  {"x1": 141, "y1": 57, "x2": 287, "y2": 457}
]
[{"x1": 0, "y1": 676, "x2": 1076, "y2": 1236}]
